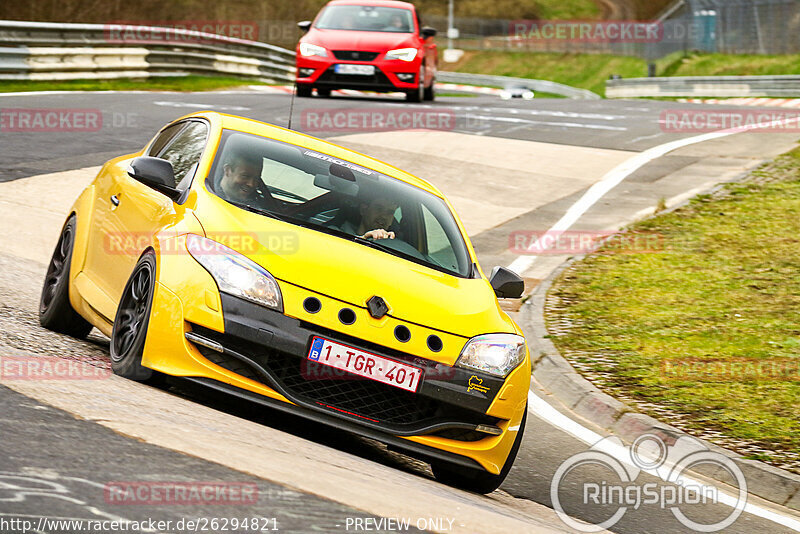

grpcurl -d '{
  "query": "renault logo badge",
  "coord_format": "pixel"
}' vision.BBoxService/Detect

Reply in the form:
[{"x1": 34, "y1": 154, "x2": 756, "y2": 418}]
[{"x1": 366, "y1": 296, "x2": 389, "y2": 319}]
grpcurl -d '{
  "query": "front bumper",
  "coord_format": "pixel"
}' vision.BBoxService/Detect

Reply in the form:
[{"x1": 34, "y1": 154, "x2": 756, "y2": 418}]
[
  {"x1": 188, "y1": 294, "x2": 505, "y2": 440},
  {"x1": 143, "y1": 244, "x2": 530, "y2": 474},
  {"x1": 296, "y1": 53, "x2": 420, "y2": 92}
]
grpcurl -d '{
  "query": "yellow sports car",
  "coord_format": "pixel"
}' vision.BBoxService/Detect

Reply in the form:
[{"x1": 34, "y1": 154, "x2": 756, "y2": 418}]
[{"x1": 39, "y1": 111, "x2": 530, "y2": 493}]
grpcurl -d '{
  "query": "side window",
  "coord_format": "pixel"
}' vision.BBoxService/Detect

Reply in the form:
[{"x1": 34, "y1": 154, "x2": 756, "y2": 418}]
[
  {"x1": 157, "y1": 122, "x2": 209, "y2": 187},
  {"x1": 421, "y1": 204, "x2": 459, "y2": 272},
  {"x1": 147, "y1": 123, "x2": 184, "y2": 157}
]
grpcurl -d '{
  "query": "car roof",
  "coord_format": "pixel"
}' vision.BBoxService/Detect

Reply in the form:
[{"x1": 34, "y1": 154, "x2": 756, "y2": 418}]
[
  {"x1": 326, "y1": 0, "x2": 415, "y2": 10},
  {"x1": 185, "y1": 111, "x2": 442, "y2": 197}
]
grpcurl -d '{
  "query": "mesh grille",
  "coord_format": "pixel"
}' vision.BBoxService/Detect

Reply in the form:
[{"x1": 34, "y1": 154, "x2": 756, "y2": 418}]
[
  {"x1": 332, "y1": 50, "x2": 380, "y2": 61},
  {"x1": 317, "y1": 67, "x2": 393, "y2": 86},
  {"x1": 270, "y1": 350, "x2": 437, "y2": 424}
]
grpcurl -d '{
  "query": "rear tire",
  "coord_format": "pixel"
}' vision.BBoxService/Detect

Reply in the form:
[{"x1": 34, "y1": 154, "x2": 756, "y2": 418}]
[
  {"x1": 110, "y1": 251, "x2": 156, "y2": 381},
  {"x1": 316, "y1": 88, "x2": 332, "y2": 97},
  {"x1": 39, "y1": 215, "x2": 93, "y2": 339},
  {"x1": 432, "y1": 407, "x2": 527, "y2": 494},
  {"x1": 296, "y1": 84, "x2": 312, "y2": 97}
]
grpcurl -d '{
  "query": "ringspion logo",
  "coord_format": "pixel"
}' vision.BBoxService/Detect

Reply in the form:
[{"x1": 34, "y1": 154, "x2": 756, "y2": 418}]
[{"x1": 551, "y1": 434, "x2": 747, "y2": 532}]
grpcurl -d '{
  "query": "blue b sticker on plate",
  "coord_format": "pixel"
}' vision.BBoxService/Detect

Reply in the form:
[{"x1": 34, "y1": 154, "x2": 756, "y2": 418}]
[{"x1": 309, "y1": 337, "x2": 325, "y2": 361}]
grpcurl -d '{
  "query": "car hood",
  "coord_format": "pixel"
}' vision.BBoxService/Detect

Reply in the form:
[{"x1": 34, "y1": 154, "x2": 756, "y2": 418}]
[
  {"x1": 304, "y1": 28, "x2": 416, "y2": 52},
  {"x1": 194, "y1": 199, "x2": 515, "y2": 339}
]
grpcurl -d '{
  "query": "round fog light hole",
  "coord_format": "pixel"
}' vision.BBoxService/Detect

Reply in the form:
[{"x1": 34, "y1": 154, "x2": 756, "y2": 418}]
[
  {"x1": 338, "y1": 308, "x2": 356, "y2": 325},
  {"x1": 427, "y1": 335, "x2": 443, "y2": 352},
  {"x1": 303, "y1": 297, "x2": 321, "y2": 314},
  {"x1": 394, "y1": 325, "x2": 411, "y2": 343}
]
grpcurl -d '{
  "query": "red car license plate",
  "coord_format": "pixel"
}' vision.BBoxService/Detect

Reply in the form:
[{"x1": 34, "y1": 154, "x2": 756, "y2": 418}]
[{"x1": 307, "y1": 336, "x2": 422, "y2": 393}]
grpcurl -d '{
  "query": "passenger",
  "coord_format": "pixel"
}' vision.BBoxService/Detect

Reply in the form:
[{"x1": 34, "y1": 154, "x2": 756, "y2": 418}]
[{"x1": 385, "y1": 14, "x2": 407, "y2": 31}]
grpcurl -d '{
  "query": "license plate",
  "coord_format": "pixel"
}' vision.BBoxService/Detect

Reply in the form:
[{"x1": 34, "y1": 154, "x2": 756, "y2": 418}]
[
  {"x1": 308, "y1": 336, "x2": 422, "y2": 393},
  {"x1": 334, "y1": 64, "x2": 375, "y2": 75}
]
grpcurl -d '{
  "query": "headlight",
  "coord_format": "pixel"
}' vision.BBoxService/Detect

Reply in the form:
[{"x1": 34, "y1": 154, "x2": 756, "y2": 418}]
[
  {"x1": 456, "y1": 334, "x2": 526, "y2": 377},
  {"x1": 385, "y1": 47, "x2": 418, "y2": 61},
  {"x1": 187, "y1": 234, "x2": 282, "y2": 311},
  {"x1": 299, "y1": 42, "x2": 327, "y2": 57}
]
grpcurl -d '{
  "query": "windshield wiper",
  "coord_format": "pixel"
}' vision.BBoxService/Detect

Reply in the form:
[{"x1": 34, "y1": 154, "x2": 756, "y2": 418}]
[
  {"x1": 226, "y1": 200, "x2": 290, "y2": 222},
  {"x1": 229, "y1": 200, "x2": 357, "y2": 240},
  {"x1": 353, "y1": 236, "x2": 397, "y2": 254}
]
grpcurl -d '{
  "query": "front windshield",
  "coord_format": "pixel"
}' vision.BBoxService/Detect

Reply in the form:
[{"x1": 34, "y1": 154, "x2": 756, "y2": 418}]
[
  {"x1": 206, "y1": 130, "x2": 472, "y2": 278},
  {"x1": 315, "y1": 5, "x2": 414, "y2": 33}
]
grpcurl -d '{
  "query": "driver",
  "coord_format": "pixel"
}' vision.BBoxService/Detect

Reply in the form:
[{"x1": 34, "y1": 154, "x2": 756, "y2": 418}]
[
  {"x1": 219, "y1": 151, "x2": 279, "y2": 210},
  {"x1": 341, "y1": 194, "x2": 399, "y2": 240}
]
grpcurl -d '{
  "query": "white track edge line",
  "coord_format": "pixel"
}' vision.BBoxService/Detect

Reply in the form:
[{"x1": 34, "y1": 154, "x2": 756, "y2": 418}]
[
  {"x1": 527, "y1": 391, "x2": 800, "y2": 530},
  {"x1": 508, "y1": 116, "x2": 799, "y2": 275}
]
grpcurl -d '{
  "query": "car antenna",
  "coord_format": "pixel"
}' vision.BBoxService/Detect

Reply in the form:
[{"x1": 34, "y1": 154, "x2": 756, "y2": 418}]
[{"x1": 287, "y1": 79, "x2": 298, "y2": 130}]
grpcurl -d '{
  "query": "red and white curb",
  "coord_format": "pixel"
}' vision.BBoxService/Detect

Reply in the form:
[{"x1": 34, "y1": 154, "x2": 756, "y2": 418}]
[
  {"x1": 680, "y1": 97, "x2": 800, "y2": 108},
  {"x1": 247, "y1": 83, "x2": 503, "y2": 97}
]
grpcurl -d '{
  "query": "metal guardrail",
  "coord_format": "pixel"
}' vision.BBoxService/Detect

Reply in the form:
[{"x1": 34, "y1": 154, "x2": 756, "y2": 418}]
[
  {"x1": 437, "y1": 71, "x2": 601, "y2": 99},
  {"x1": 606, "y1": 75, "x2": 800, "y2": 98},
  {"x1": 0, "y1": 20, "x2": 296, "y2": 82},
  {"x1": 0, "y1": 20, "x2": 602, "y2": 99}
]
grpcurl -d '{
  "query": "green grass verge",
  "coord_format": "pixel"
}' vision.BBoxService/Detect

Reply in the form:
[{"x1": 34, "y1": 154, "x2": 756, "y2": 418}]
[
  {"x1": 0, "y1": 76, "x2": 275, "y2": 93},
  {"x1": 547, "y1": 146, "x2": 800, "y2": 471},
  {"x1": 534, "y1": 0, "x2": 600, "y2": 20},
  {"x1": 448, "y1": 50, "x2": 800, "y2": 96},
  {"x1": 448, "y1": 51, "x2": 649, "y2": 95}
]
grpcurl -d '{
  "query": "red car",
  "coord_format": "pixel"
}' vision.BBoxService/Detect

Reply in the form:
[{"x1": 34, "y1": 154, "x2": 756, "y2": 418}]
[{"x1": 296, "y1": 0, "x2": 438, "y2": 102}]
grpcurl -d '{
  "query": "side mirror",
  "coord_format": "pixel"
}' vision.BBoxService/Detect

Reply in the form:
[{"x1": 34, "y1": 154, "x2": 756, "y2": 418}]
[
  {"x1": 298, "y1": 21, "x2": 312, "y2": 32},
  {"x1": 489, "y1": 266, "x2": 524, "y2": 299},
  {"x1": 421, "y1": 26, "x2": 437, "y2": 39},
  {"x1": 128, "y1": 157, "x2": 182, "y2": 202}
]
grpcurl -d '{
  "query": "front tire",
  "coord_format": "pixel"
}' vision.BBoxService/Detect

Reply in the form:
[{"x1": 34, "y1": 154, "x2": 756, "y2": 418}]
[
  {"x1": 424, "y1": 78, "x2": 435, "y2": 101},
  {"x1": 406, "y1": 67, "x2": 424, "y2": 102},
  {"x1": 39, "y1": 215, "x2": 93, "y2": 338},
  {"x1": 296, "y1": 84, "x2": 312, "y2": 97},
  {"x1": 432, "y1": 406, "x2": 527, "y2": 494},
  {"x1": 110, "y1": 251, "x2": 156, "y2": 381}
]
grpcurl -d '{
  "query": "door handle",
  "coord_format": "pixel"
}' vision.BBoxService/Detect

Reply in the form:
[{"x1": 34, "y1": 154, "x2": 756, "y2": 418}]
[{"x1": 110, "y1": 195, "x2": 120, "y2": 207}]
